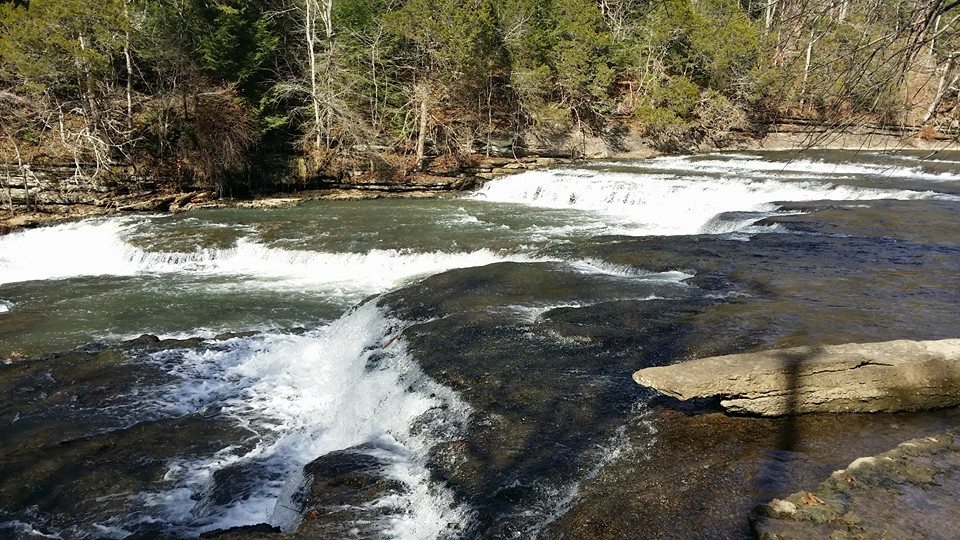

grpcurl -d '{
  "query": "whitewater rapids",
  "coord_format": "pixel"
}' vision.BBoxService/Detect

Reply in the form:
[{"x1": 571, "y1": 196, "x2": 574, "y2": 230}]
[
  {"x1": 2, "y1": 151, "x2": 958, "y2": 538},
  {"x1": 469, "y1": 156, "x2": 953, "y2": 236}
]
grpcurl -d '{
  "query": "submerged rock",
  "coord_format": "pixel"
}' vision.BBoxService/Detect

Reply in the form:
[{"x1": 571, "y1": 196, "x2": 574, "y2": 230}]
[
  {"x1": 750, "y1": 429, "x2": 960, "y2": 539},
  {"x1": 633, "y1": 339, "x2": 960, "y2": 415},
  {"x1": 293, "y1": 446, "x2": 405, "y2": 539},
  {"x1": 199, "y1": 523, "x2": 283, "y2": 539}
]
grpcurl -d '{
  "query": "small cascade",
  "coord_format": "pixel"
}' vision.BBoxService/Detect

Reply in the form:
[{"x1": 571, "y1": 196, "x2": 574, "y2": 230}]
[
  {"x1": 0, "y1": 218, "x2": 533, "y2": 289},
  {"x1": 633, "y1": 154, "x2": 960, "y2": 182},
  {"x1": 469, "y1": 158, "x2": 950, "y2": 236},
  {"x1": 138, "y1": 301, "x2": 471, "y2": 537}
]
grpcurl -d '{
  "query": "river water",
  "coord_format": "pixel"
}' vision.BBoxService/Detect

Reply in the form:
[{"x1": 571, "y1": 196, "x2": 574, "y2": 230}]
[{"x1": 1, "y1": 151, "x2": 960, "y2": 538}]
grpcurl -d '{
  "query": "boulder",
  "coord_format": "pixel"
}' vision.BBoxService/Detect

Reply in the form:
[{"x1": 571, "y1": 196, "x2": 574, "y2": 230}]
[
  {"x1": 633, "y1": 339, "x2": 960, "y2": 415},
  {"x1": 750, "y1": 429, "x2": 960, "y2": 539}
]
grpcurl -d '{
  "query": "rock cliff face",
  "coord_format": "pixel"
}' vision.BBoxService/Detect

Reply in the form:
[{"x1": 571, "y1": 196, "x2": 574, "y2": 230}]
[
  {"x1": 0, "y1": 163, "x2": 145, "y2": 208},
  {"x1": 750, "y1": 429, "x2": 960, "y2": 539},
  {"x1": 633, "y1": 339, "x2": 960, "y2": 415}
]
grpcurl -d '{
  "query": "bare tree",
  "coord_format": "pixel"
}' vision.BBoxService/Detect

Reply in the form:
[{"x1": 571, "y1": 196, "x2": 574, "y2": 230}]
[
  {"x1": 924, "y1": 52, "x2": 959, "y2": 122},
  {"x1": 301, "y1": 0, "x2": 335, "y2": 151}
]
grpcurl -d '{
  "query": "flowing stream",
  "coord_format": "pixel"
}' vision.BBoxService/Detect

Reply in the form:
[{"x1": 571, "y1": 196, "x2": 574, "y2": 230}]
[{"x1": 2, "y1": 150, "x2": 960, "y2": 538}]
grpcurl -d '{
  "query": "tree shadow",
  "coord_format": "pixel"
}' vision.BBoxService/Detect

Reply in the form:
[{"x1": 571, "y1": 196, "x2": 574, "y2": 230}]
[{"x1": 747, "y1": 342, "x2": 960, "y2": 531}]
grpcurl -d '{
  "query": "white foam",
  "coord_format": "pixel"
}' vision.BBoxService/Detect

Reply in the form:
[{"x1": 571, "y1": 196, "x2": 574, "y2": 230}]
[
  {"x1": 0, "y1": 520, "x2": 63, "y2": 539},
  {"x1": 638, "y1": 155, "x2": 960, "y2": 182},
  {"x1": 0, "y1": 218, "x2": 532, "y2": 290},
  {"x1": 138, "y1": 302, "x2": 471, "y2": 537},
  {"x1": 568, "y1": 259, "x2": 693, "y2": 282},
  {"x1": 92, "y1": 323, "x2": 288, "y2": 344},
  {"x1": 500, "y1": 292, "x2": 676, "y2": 326},
  {"x1": 469, "y1": 166, "x2": 946, "y2": 236},
  {"x1": 867, "y1": 152, "x2": 960, "y2": 166},
  {"x1": 446, "y1": 207, "x2": 483, "y2": 225},
  {"x1": 697, "y1": 210, "x2": 801, "y2": 235},
  {"x1": 0, "y1": 299, "x2": 11, "y2": 314}
]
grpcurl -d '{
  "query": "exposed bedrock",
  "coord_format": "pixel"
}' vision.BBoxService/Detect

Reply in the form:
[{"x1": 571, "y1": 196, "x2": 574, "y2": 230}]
[
  {"x1": 633, "y1": 339, "x2": 960, "y2": 415},
  {"x1": 750, "y1": 429, "x2": 960, "y2": 539}
]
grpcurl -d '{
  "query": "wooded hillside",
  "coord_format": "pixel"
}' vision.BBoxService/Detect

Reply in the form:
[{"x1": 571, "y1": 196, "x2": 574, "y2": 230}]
[{"x1": 1, "y1": 0, "x2": 958, "y2": 194}]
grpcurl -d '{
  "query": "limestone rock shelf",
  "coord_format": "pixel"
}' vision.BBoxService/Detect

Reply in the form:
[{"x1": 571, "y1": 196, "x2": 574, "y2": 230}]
[{"x1": 633, "y1": 339, "x2": 960, "y2": 416}]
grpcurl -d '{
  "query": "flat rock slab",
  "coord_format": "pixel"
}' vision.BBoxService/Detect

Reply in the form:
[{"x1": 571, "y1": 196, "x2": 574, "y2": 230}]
[
  {"x1": 633, "y1": 339, "x2": 960, "y2": 415},
  {"x1": 750, "y1": 430, "x2": 960, "y2": 539}
]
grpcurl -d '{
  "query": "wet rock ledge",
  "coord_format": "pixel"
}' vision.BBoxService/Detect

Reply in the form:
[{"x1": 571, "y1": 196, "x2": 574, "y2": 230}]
[
  {"x1": 750, "y1": 429, "x2": 960, "y2": 539},
  {"x1": 633, "y1": 339, "x2": 960, "y2": 415}
]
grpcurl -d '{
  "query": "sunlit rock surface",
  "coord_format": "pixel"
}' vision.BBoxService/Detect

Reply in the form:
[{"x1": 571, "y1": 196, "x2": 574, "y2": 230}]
[{"x1": 633, "y1": 339, "x2": 960, "y2": 415}]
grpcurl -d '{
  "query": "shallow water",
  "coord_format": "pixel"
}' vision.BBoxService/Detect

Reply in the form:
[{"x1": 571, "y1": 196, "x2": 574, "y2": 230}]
[{"x1": 1, "y1": 151, "x2": 959, "y2": 538}]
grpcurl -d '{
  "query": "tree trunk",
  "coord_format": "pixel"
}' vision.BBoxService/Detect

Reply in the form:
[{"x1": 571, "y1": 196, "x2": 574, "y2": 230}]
[
  {"x1": 78, "y1": 34, "x2": 103, "y2": 145},
  {"x1": 5, "y1": 133, "x2": 26, "y2": 211},
  {"x1": 320, "y1": 0, "x2": 334, "y2": 147},
  {"x1": 764, "y1": 0, "x2": 775, "y2": 33},
  {"x1": 415, "y1": 85, "x2": 429, "y2": 172},
  {"x1": 930, "y1": 15, "x2": 938, "y2": 58},
  {"x1": 304, "y1": 0, "x2": 336, "y2": 151},
  {"x1": 799, "y1": 29, "x2": 816, "y2": 111},
  {"x1": 3, "y1": 164, "x2": 13, "y2": 213},
  {"x1": 305, "y1": 0, "x2": 323, "y2": 150},
  {"x1": 486, "y1": 76, "x2": 493, "y2": 157},
  {"x1": 923, "y1": 53, "x2": 959, "y2": 123},
  {"x1": 322, "y1": 40, "x2": 335, "y2": 147},
  {"x1": 124, "y1": 0, "x2": 134, "y2": 131},
  {"x1": 369, "y1": 31, "x2": 380, "y2": 129},
  {"x1": 77, "y1": 32, "x2": 111, "y2": 173}
]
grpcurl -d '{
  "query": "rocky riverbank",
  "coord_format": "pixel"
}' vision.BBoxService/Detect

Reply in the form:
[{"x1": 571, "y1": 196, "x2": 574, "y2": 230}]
[
  {"x1": 751, "y1": 429, "x2": 960, "y2": 539},
  {"x1": 3, "y1": 122, "x2": 958, "y2": 236},
  {"x1": 0, "y1": 154, "x2": 579, "y2": 235}
]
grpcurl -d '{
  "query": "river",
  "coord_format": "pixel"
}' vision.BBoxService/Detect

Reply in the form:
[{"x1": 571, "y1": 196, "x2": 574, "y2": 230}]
[{"x1": 2, "y1": 150, "x2": 960, "y2": 538}]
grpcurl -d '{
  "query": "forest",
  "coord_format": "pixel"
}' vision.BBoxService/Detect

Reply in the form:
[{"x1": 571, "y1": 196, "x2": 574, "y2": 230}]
[{"x1": 0, "y1": 0, "x2": 958, "y2": 194}]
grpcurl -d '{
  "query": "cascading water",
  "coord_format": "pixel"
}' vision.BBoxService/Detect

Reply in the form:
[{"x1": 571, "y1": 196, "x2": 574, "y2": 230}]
[
  {"x1": 469, "y1": 158, "x2": 951, "y2": 236},
  {"x1": 128, "y1": 301, "x2": 471, "y2": 538},
  {"x1": 631, "y1": 154, "x2": 960, "y2": 182},
  {"x1": 2, "y1": 151, "x2": 959, "y2": 539},
  {"x1": 0, "y1": 218, "x2": 534, "y2": 289}
]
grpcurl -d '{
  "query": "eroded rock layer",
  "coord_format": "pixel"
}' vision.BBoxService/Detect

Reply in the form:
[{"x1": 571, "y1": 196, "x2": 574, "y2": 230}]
[{"x1": 633, "y1": 340, "x2": 960, "y2": 415}]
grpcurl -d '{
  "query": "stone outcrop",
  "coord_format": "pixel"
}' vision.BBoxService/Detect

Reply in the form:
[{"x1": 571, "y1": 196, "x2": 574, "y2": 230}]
[
  {"x1": 0, "y1": 154, "x2": 582, "y2": 235},
  {"x1": 633, "y1": 339, "x2": 960, "y2": 415},
  {"x1": 750, "y1": 429, "x2": 960, "y2": 539}
]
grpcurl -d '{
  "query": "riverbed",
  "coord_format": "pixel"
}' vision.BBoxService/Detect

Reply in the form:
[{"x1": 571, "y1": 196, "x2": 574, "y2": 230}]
[{"x1": 2, "y1": 150, "x2": 960, "y2": 538}]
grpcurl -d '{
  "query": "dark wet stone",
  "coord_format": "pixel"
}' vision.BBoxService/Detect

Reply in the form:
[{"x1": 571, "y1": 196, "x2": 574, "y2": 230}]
[
  {"x1": 130, "y1": 334, "x2": 161, "y2": 345},
  {"x1": 372, "y1": 196, "x2": 960, "y2": 536},
  {"x1": 771, "y1": 199, "x2": 960, "y2": 246},
  {"x1": 385, "y1": 261, "x2": 692, "y2": 322},
  {"x1": 544, "y1": 408, "x2": 960, "y2": 539},
  {"x1": 750, "y1": 428, "x2": 960, "y2": 540},
  {"x1": 380, "y1": 265, "x2": 726, "y2": 535},
  {"x1": 0, "y1": 413, "x2": 248, "y2": 536},
  {"x1": 213, "y1": 330, "x2": 262, "y2": 341},
  {"x1": 206, "y1": 462, "x2": 275, "y2": 509},
  {"x1": 0, "y1": 347, "x2": 170, "y2": 452},
  {"x1": 199, "y1": 523, "x2": 283, "y2": 539},
  {"x1": 158, "y1": 336, "x2": 206, "y2": 349},
  {"x1": 295, "y1": 446, "x2": 404, "y2": 539},
  {"x1": 0, "y1": 340, "x2": 255, "y2": 537}
]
